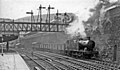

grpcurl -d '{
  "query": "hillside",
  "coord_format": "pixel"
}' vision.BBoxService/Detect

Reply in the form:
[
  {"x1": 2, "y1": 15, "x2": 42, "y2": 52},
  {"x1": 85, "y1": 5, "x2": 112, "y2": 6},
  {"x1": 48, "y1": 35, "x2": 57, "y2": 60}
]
[
  {"x1": 17, "y1": 13, "x2": 75, "y2": 48},
  {"x1": 0, "y1": 18, "x2": 12, "y2": 22},
  {"x1": 0, "y1": 13, "x2": 75, "y2": 47},
  {"x1": 15, "y1": 13, "x2": 76, "y2": 23},
  {"x1": 20, "y1": 32, "x2": 69, "y2": 48}
]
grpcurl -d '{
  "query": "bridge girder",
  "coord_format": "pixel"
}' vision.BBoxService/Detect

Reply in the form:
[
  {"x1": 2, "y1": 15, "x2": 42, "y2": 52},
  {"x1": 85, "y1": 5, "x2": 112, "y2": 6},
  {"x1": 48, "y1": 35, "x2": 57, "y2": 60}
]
[{"x1": 0, "y1": 22, "x2": 69, "y2": 32}]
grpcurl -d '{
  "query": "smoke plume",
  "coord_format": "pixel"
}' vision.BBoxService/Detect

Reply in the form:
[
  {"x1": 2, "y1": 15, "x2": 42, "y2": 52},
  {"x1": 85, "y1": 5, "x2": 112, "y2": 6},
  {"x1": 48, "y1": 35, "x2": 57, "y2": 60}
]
[
  {"x1": 66, "y1": 0, "x2": 118, "y2": 38},
  {"x1": 66, "y1": 9, "x2": 92, "y2": 38}
]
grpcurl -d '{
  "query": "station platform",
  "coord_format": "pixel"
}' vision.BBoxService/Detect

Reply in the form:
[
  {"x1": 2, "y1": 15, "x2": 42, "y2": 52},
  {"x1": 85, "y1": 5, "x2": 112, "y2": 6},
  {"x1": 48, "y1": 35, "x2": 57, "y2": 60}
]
[{"x1": 0, "y1": 53, "x2": 30, "y2": 70}]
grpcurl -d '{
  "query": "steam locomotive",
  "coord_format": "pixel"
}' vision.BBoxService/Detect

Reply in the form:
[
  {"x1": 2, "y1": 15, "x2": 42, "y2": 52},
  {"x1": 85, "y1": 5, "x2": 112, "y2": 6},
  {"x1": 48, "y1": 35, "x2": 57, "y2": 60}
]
[{"x1": 64, "y1": 37, "x2": 99, "y2": 59}]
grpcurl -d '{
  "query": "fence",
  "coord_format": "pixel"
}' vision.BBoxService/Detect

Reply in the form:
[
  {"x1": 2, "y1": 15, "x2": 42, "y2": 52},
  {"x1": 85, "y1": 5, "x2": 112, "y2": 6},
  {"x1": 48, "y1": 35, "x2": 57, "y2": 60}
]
[
  {"x1": 37, "y1": 43, "x2": 65, "y2": 50},
  {"x1": 33, "y1": 43, "x2": 66, "y2": 54}
]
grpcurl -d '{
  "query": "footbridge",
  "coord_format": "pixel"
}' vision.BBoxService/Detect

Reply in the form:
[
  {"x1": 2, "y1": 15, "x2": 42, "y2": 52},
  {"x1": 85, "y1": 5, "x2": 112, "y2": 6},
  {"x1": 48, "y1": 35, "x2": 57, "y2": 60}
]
[{"x1": 0, "y1": 21, "x2": 69, "y2": 32}]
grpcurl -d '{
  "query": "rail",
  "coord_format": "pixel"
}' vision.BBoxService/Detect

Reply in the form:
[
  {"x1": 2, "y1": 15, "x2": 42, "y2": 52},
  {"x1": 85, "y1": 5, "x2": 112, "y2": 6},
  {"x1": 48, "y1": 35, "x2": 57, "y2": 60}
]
[
  {"x1": 35, "y1": 51, "x2": 120, "y2": 70},
  {"x1": 21, "y1": 54, "x2": 46, "y2": 70}
]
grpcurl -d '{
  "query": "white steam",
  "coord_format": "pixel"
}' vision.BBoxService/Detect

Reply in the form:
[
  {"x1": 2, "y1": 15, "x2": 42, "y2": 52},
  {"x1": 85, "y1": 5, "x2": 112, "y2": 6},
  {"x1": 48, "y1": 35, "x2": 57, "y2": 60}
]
[
  {"x1": 66, "y1": 0, "x2": 118, "y2": 38},
  {"x1": 66, "y1": 9, "x2": 92, "y2": 38},
  {"x1": 109, "y1": 0, "x2": 118, "y2": 3}
]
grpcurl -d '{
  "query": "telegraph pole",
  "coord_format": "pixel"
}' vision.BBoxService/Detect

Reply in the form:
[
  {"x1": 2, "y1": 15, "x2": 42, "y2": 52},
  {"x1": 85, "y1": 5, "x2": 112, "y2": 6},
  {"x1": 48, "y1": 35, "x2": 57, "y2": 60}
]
[
  {"x1": 48, "y1": 5, "x2": 54, "y2": 23},
  {"x1": 48, "y1": 5, "x2": 54, "y2": 31},
  {"x1": 37, "y1": 5, "x2": 46, "y2": 23},
  {"x1": 6, "y1": 41, "x2": 9, "y2": 51},
  {"x1": 56, "y1": 10, "x2": 61, "y2": 22},
  {"x1": 1, "y1": 37, "x2": 3, "y2": 56},
  {"x1": 31, "y1": 10, "x2": 33, "y2": 23},
  {"x1": 26, "y1": 10, "x2": 34, "y2": 31},
  {"x1": 64, "y1": 12, "x2": 70, "y2": 24},
  {"x1": 113, "y1": 45, "x2": 117, "y2": 61},
  {"x1": 26, "y1": 10, "x2": 33, "y2": 22},
  {"x1": 64, "y1": 12, "x2": 67, "y2": 24}
]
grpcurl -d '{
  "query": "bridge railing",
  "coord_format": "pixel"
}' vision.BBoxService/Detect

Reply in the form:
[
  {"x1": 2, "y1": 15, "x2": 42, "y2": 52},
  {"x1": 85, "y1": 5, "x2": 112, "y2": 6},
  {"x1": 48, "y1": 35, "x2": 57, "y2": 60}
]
[{"x1": 0, "y1": 21, "x2": 69, "y2": 32}]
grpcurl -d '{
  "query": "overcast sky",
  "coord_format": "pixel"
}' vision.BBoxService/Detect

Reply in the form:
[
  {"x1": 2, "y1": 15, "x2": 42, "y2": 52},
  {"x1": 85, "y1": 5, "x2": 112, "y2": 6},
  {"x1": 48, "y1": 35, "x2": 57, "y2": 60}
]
[
  {"x1": 1, "y1": 0, "x2": 100, "y2": 19},
  {"x1": 1, "y1": 0, "x2": 118, "y2": 19}
]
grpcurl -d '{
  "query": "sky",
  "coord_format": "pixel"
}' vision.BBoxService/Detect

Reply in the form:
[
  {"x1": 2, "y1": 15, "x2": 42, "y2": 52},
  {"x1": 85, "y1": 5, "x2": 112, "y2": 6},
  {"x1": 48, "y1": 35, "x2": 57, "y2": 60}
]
[
  {"x1": 0, "y1": 0, "x2": 118, "y2": 37},
  {"x1": 0, "y1": 0, "x2": 99, "y2": 19}
]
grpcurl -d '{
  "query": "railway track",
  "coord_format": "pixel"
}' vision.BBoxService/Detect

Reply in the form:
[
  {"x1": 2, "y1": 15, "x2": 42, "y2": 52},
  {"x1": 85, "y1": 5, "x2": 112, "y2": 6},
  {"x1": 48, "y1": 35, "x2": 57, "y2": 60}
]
[
  {"x1": 17, "y1": 49, "x2": 80, "y2": 70},
  {"x1": 21, "y1": 54, "x2": 46, "y2": 70},
  {"x1": 34, "y1": 53, "x2": 84, "y2": 70},
  {"x1": 33, "y1": 52, "x2": 95, "y2": 70},
  {"x1": 16, "y1": 48, "x2": 120, "y2": 70},
  {"x1": 89, "y1": 60, "x2": 119, "y2": 70},
  {"x1": 34, "y1": 52, "x2": 96, "y2": 70},
  {"x1": 35, "y1": 51, "x2": 120, "y2": 70},
  {"x1": 30, "y1": 56, "x2": 61, "y2": 70},
  {"x1": 17, "y1": 49, "x2": 60, "y2": 70}
]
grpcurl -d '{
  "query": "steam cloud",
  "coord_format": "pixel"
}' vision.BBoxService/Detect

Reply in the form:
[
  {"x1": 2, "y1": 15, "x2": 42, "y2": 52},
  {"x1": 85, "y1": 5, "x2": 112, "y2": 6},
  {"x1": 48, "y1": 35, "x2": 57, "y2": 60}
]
[
  {"x1": 66, "y1": 0, "x2": 118, "y2": 38},
  {"x1": 66, "y1": 9, "x2": 93, "y2": 38}
]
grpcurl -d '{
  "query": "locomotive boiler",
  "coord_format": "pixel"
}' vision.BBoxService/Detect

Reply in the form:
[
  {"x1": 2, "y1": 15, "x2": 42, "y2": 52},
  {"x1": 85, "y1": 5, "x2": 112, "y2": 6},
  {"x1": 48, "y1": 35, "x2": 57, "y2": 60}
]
[{"x1": 64, "y1": 37, "x2": 99, "y2": 59}]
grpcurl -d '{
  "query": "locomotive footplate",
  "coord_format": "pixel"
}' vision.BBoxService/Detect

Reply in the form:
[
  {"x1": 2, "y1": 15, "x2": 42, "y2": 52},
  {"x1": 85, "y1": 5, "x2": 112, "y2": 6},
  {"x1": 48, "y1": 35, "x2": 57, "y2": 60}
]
[
  {"x1": 83, "y1": 51, "x2": 99, "y2": 58},
  {"x1": 64, "y1": 50, "x2": 99, "y2": 59}
]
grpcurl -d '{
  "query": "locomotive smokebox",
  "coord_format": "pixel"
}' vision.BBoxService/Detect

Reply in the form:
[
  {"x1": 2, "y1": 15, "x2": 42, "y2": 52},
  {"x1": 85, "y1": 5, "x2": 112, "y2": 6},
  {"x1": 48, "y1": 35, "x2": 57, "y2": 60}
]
[
  {"x1": 78, "y1": 36, "x2": 95, "y2": 51},
  {"x1": 87, "y1": 37, "x2": 90, "y2": 40}
]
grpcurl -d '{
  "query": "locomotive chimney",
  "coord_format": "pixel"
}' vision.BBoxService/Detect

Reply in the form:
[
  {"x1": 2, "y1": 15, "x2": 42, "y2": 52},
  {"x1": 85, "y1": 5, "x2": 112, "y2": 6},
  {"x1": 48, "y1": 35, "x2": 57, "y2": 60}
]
[{"x1": 87, "y1": 37, "x2": 91, "y2": 40}]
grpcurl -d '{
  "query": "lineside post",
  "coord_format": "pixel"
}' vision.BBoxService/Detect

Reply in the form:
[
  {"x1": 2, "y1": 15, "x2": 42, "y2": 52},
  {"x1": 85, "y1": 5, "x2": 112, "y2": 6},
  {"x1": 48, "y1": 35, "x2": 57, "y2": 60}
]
[
  {"x1": 113, "y1": 45, "x2": 117, "y2": 61},
  {"x1": 6, "y1": 41, "x2": 9, "y2": 51},
  {"x1": 48, "y1": 5, "x2": 54, "y2": 31}
]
